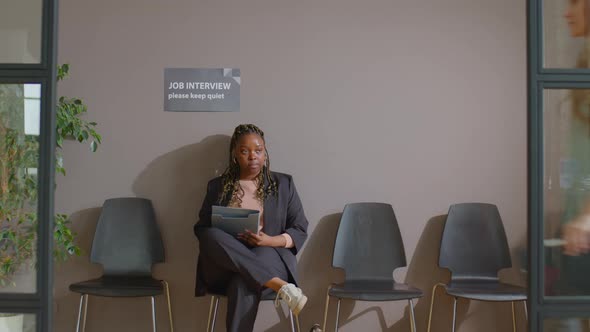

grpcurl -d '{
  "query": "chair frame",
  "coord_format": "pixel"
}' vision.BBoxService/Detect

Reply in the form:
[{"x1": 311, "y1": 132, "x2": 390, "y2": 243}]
[
  {"x1": 321, "y1": 285, "x2": 417, "y2": 332},
  {"x1": 205, "y1": 294, "x2": 301, "y2": 332},
  {"x1": 74, "y1": 279, "x2": 174, "y2": 332},
  {"x1": 426, "y1": 282, "x2": 527, "y2": 332},
  {"x1": 426, "y1": 203, "x2": 527, "y2": 332},
  {"x1": 320, "y1": 203, "x2": 420, "y2": 332}
]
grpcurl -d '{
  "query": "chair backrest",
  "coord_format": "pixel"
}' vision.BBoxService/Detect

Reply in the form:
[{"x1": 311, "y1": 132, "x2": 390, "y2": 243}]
[
  {"x1": 90, "y1": 197, "x2": 164, "y2": 276},
  {"x1": 332, "y1": 202, "x2": 407, "y2": 281},
  {"x1": 439, "y1": 203, "x2": 511, "y2": 281}
]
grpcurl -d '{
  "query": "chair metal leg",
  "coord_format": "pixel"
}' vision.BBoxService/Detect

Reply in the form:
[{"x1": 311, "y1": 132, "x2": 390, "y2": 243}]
[
  {"x1": 321, "y1": 286, "x2": 332, "y2": 332},
  {"x1": 151, "y1": 296, "x2": 157, "y2": 332},
  {"x1": 408, "y1": 299, "x2": 416, "y2": 332},
  {"x1": 206, "y1": 296, "x2": 215, "y2": 332},
  {"x1": 289, "y1": 309, "x2": 296, "y2": 332},
  {"x1": 335, "y1": 299, "x2": 341, "y2": 332},
  {"x1": 161, "y1": 280, "x2": 174, "y2": 332},
  {"x1": 452, "y1": 297, "x2": 458, "y2": 332},
  {"x1": 82, "y1": 294, "x2": 88, "y2": 332},
  {"x1": 523, "y1": 301, "x2": 528, "y2": 321},
  {"x1": 427, "y1": 283, "x2": 445, "y2": 332},
  {"x1": 511, "y1": 301, "x2": 516, "y2": 332},
  {"x1": 210, "y1": 296, "x2": 220, "y2": 332},
  {"x1": 295, "y1": 314, "x2": 301, "y2": 332},
  {"x1": 75, "y1": 294, "x2": 84, "y2": 332}
]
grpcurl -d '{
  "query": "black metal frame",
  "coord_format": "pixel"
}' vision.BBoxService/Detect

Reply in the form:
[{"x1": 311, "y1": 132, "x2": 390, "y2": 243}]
[
  {"x1": 528, "y1": 1, "x2": 590, "y2": 331},
  {"x1": 0, "y1": 0, "x2": 57, "y2": 331}
]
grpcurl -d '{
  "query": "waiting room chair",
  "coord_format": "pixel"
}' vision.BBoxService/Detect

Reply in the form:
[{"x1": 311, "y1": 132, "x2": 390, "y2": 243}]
[
  {"x1": 69, "y1": 197, "x2": 174, "y2": 332},
  {"x1": 321, "y1": 202, "x2": 423, "y2": 332},
  {"x1": 426, "y1": 203, "x2": 527, "y2": 332},
  {"x1": 206, "y1": 290, "x2": 301, "y2": 332}
]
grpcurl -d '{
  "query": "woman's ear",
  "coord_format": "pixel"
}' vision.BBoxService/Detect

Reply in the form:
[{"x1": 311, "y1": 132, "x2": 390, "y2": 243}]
[{"x1": 230, "y1": 150, "x2": 236, "y2": 164}]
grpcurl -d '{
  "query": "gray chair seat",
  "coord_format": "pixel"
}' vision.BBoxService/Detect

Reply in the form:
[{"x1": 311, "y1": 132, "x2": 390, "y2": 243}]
[
  {"x1": 69, "y1": 276, "x2": 164, "y2": 297},
  {"x1": 329, "y1": 280, "x2": 423, "y2": 301},
  {"x1": 444, "y1": 281, "x2": 526, "y2": 302}
]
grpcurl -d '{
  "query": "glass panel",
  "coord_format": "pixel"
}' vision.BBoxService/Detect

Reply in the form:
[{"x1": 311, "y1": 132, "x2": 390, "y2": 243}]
[
  {"x1": 0, "y1": 313, "x2": 35, "y2": 332},
  {"x1": 0, "y1": 0, "x2": 42, "y2": 63},
  {"x1": 544, "y1": 317, "x2": 590, "y2": 331},
  {"x1": 543, "y1": 0, "x2": 589, "y2": 68},
  {"x1": 0, "y1": 84, "x2": 40, "y2": 294}
]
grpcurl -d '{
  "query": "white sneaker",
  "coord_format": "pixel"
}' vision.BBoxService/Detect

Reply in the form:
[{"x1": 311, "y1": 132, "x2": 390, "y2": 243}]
[{"x1": 275, "y1": 283, "x2": 308, "y2": 315}]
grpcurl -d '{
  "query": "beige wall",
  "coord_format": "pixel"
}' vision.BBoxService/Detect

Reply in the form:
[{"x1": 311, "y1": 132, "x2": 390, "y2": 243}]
[{"x1": 54, "y1": 0, "x2": 527, "y2": 331}]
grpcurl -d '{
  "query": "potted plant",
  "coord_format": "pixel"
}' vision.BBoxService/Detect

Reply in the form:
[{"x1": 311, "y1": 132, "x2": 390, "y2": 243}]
[{"x1": 0, "y1": 64, "x2": 100, "y2": 330}]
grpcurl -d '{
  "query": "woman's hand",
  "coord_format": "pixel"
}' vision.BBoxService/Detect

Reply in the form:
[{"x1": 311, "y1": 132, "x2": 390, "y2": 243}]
[{"x1": 238, "y1": 230, "x2": 285, "y2": 247}]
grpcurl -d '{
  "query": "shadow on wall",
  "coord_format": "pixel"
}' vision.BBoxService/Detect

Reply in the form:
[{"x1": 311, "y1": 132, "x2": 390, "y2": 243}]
[
  {"x1": 390, "y1": 214, "x2": 526, "y2": 332},
  {"x1": 389, "y1": 214, "x2": 470, "y2": 332},
  {"x1": 291, "y1": 214, "x2": 469, "y2": 332},
  {"x1": 54, "y1": 135, "x2": 231, "y2": 332},
  {"x1": 289, "y1": 213, "x2": 348, "y2": 332},
  {"x1": 131, "y1": 134, "x2": 230, "y2": 332},
  {"x1": 288, "y1": 214, "x2": 467, "y2": 332}
]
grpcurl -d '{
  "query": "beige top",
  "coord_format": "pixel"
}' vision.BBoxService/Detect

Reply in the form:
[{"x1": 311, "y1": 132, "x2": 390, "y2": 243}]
[{"x1": 230, "y1": 179, "x2": 293, "y2": 248}]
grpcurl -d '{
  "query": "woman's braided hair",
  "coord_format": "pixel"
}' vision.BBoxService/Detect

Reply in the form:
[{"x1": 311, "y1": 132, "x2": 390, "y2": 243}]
[{"x1": 218, "y1": 124, "x2": 278, "y2": 205}]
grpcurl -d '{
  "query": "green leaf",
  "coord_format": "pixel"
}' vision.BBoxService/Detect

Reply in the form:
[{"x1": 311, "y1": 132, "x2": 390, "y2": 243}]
[{"x1": 90, "y1": 140, "x2": 97, "y2": 152}]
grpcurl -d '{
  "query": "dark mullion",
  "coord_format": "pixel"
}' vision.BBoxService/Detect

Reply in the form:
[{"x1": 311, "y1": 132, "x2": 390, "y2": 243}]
[
  {"x1": 543, "y1": 297, "x2": 590, "y2": 305},
  {"x1": 539, "y1": 306, "x2": 590, "y2": 316},
  {"x1": 541, "y1": 81, "x2": 590, "y2": 89},
  {"x1": 37, "y1": 0, "x2": 58, "y2": 331},
  {"x1": 0, "y1": 69, "x2": 51, "y2": 78},
  {"x1": 540, "y1": 69, "x2": 590, "y2": 76},
  {"x1": 0, "y1": 298, "x2": 41, "y2": 309},
  {"x1": 0, "y1": 64, "x2": 46, "y2": 71},
  {"x1": 527, "y1": 0, "x2": 538, "y2": 331},
  {"x1": 0, "y1": 294, "x2": 40, "y2": 302},
  {"x1": 537, "y1": 74, "x2": 590, "y2": 82},
  {"x1": 0, "y1": 77, "x2": 46, "y2": 85}
]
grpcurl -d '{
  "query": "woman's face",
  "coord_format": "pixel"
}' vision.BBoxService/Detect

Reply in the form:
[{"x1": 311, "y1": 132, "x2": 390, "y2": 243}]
[
  {"x1": 565, "y1": 0, "x2": 588, "y2": 37},
  {"x1": 234, "y1": 133, "x2": 266, "y2": 179}
]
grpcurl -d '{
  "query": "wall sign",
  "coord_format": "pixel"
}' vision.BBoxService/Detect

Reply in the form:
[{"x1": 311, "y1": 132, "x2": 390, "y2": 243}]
[{"x1": 164, "y1": 68, "x2": 240, "y2": 112}]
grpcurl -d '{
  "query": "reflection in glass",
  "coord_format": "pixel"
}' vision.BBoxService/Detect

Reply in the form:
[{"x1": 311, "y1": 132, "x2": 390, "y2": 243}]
[
  {"x1": 0, "y1": 84, "x2": 40, "y2": 293},
  {"x1": 543, "y1": 0, "x2": 589, "y2": 68},
  {"x1": 0, "y1": 313, "x2": 35, "y2": 332},
  {"x1": 0, "y1": 0, "x2": 42, "y2": 63},
  {"x1": 544, "y1": 317, "x2": 590, "y2": 331}
]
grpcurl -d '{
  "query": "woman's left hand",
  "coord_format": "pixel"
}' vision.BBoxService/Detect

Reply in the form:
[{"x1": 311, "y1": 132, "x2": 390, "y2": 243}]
[{"x1": 238, "y1": 230, "x2": 279, "y2": 247}]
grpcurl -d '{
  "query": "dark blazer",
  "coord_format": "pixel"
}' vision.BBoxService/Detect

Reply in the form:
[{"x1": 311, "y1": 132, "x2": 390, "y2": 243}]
[{"x1": 194, "y1": 171, "x2": 308, "y2": 296}]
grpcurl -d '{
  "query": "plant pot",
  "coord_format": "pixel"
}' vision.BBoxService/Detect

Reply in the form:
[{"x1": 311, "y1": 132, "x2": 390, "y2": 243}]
[{"x1": 0, "y1": 313, "x2": 24, "y2": 332}]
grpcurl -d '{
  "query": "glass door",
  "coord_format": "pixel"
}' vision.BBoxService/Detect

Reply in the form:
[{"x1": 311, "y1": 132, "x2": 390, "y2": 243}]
[
  {"x1": 530, "y1": 0, "x2": 590, "y2": 330},
  {"x1": 0, "y1": 0, "x2": 58, "y2": 331}
]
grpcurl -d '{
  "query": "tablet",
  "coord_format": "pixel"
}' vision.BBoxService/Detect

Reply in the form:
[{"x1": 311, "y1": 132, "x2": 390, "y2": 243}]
[{"x1": 211, "y1": 205, "x2": 260, "y2": 237}]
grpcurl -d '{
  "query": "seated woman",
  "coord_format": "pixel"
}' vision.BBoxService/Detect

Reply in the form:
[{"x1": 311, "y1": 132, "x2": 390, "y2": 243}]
[{"x1": 194, "y1": 124, "x2": 309, "y2": 332}]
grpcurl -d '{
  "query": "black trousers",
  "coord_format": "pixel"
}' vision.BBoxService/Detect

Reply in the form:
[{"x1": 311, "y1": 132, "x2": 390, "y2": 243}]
[{"x1": 198, "y1": 228, "x2": 289, "y2": 332}]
